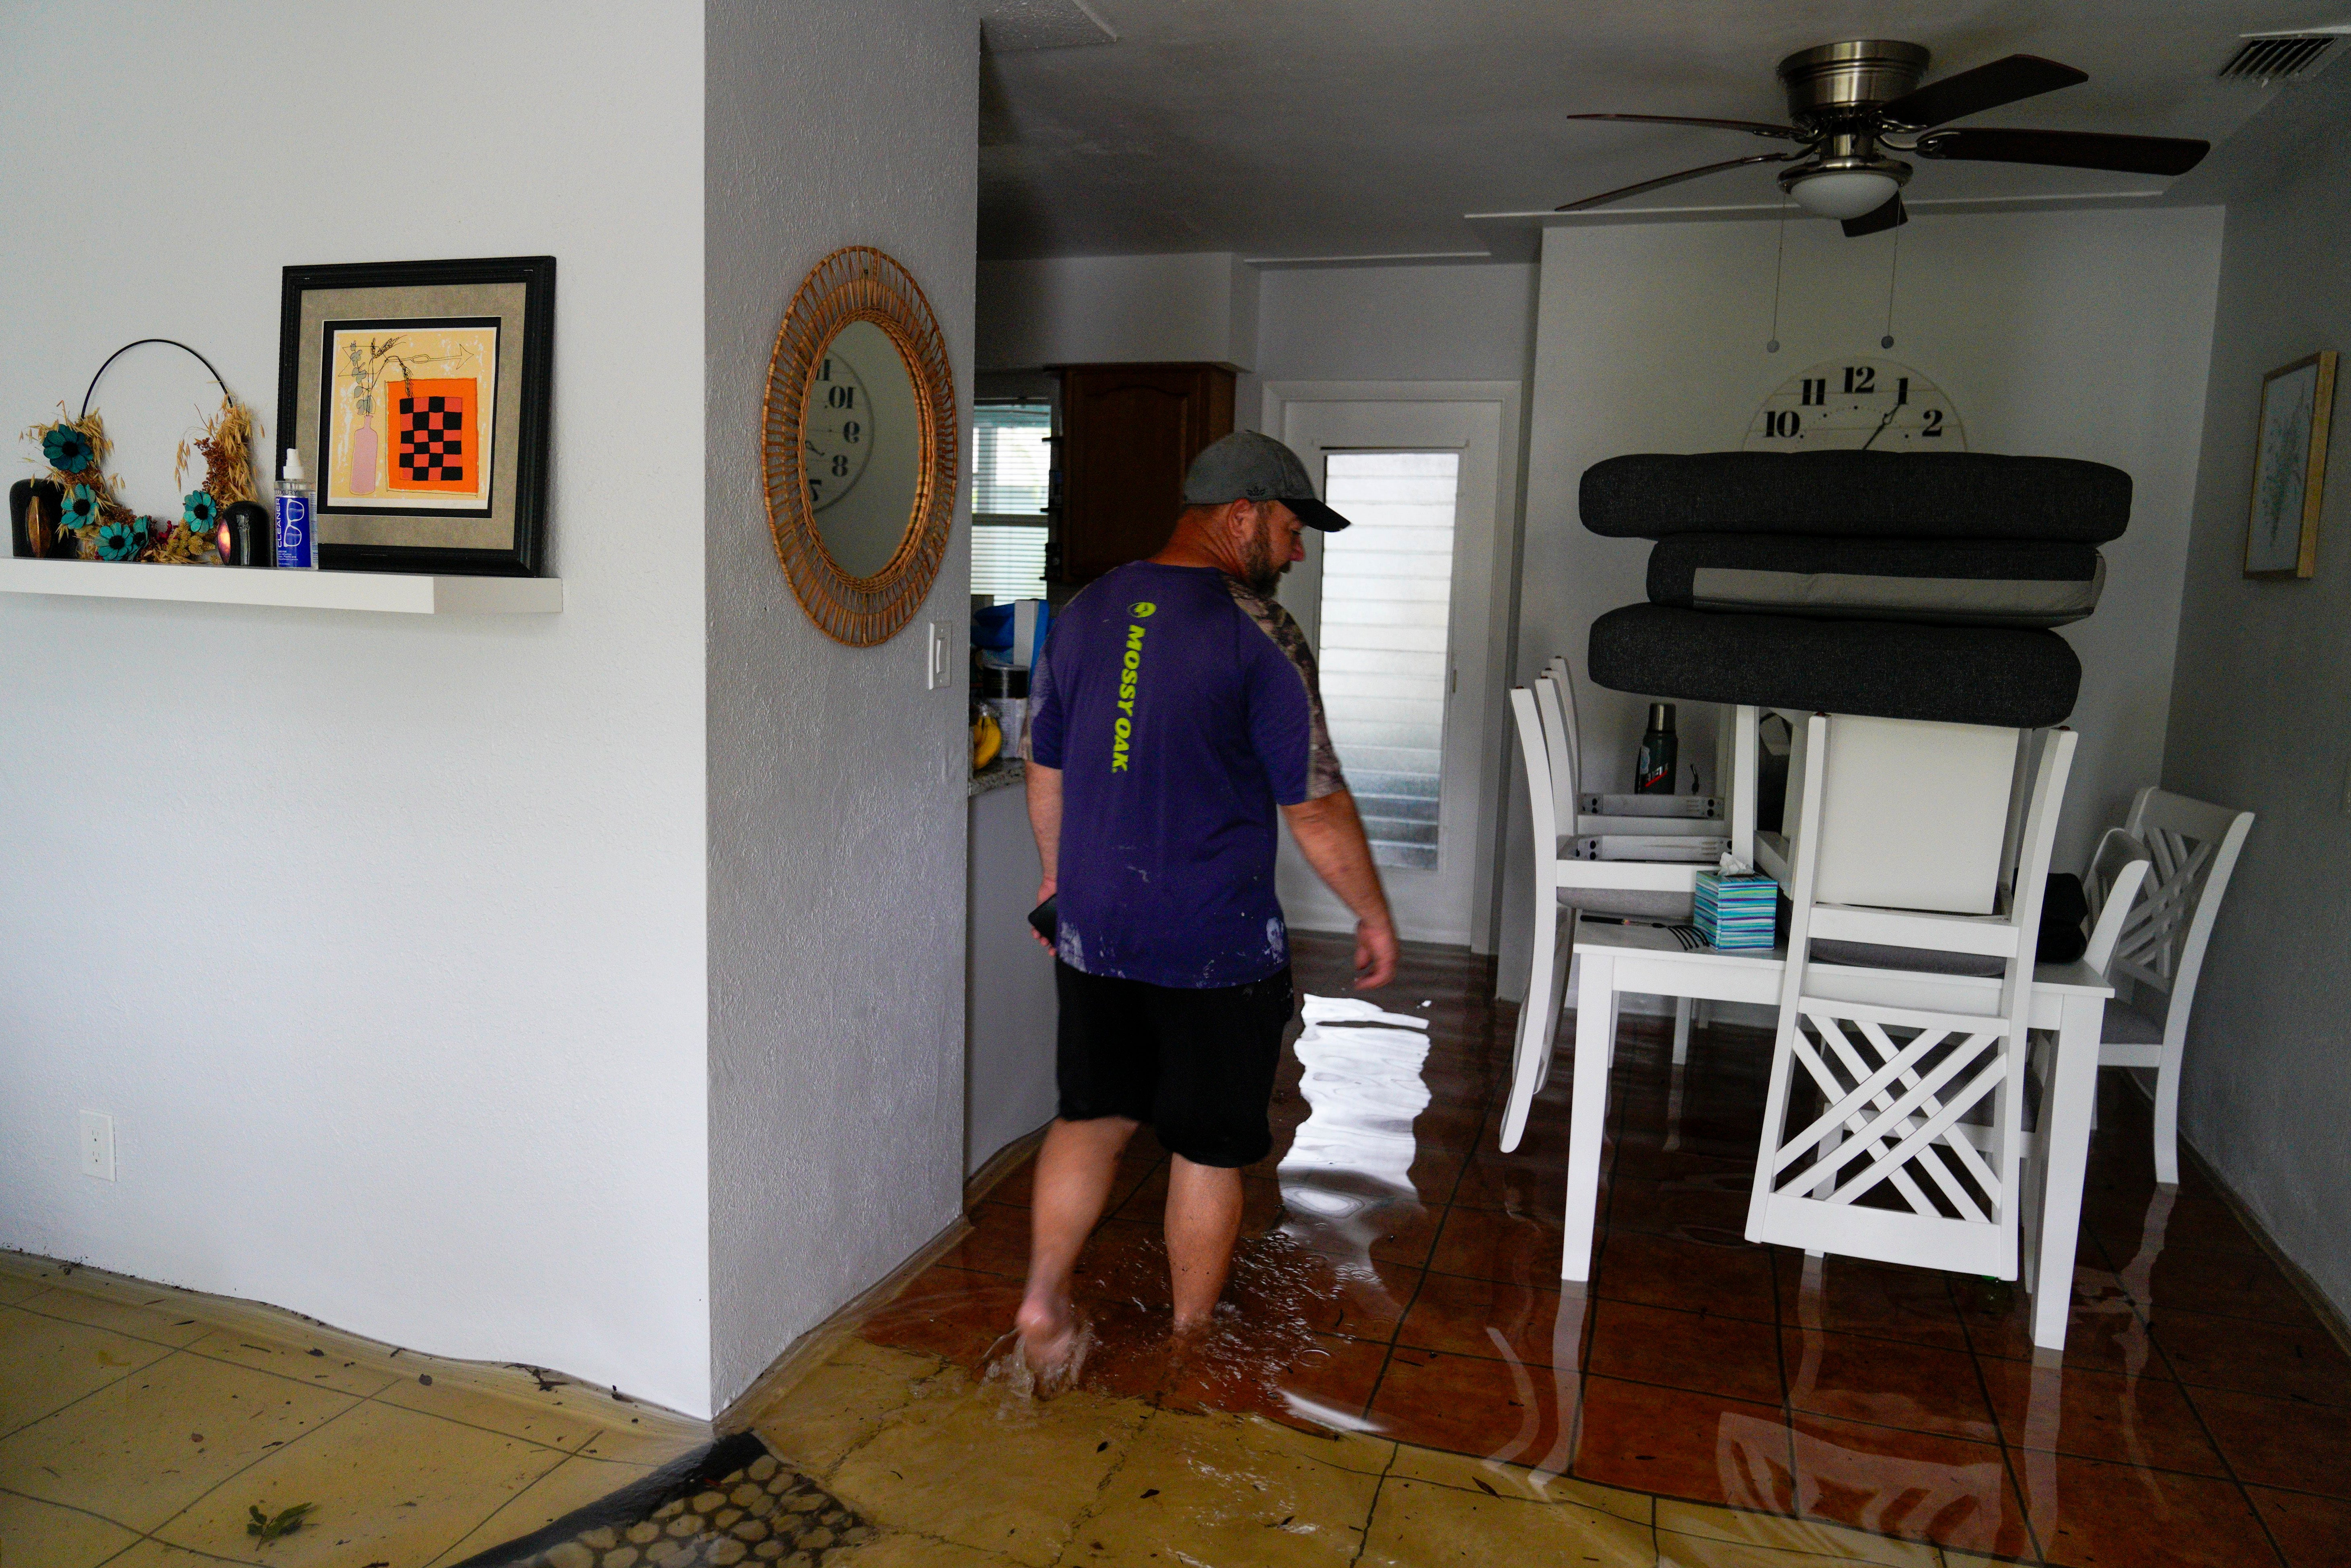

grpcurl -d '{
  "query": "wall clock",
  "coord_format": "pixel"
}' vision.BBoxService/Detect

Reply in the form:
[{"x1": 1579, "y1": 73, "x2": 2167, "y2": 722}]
[
  {"x1": 760, "y1": 246, "x2": 957, "y2": 646},
  {"x1": 803, "y1": 341, "x2": 873, "y2": 511},
  {"x1": 1744, "y1": 357, "x2": 1966, "y2": 452}
]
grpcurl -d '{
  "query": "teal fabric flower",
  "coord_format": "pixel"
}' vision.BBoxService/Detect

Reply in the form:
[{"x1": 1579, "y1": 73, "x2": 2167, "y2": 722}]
[
  {"x1": 96, "y1": 518, "x2": 140, "y2": 560},
  {"x1": 41, "y1": 425, "x2": 93, "y2": 474},
  {"x1": 182, "y1": 491, "x2": 219, "y2": 531},
  {"x1": 60, "y1": 485, "x2": 101, "y2": 531}
]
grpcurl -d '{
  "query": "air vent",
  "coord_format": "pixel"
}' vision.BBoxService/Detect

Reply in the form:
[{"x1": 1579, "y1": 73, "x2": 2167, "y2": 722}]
[{"x1": 2218, "y1": 35, "x2": 2340, "y2": 81}]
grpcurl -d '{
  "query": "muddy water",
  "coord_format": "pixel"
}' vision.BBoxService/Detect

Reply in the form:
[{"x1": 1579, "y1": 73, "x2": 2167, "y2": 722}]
[{"x1": 785, "y1": 940, "x2": 2338, "y2": 1567}]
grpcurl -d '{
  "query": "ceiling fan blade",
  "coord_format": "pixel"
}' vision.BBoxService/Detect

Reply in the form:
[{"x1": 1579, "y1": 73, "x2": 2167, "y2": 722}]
[
  {"x1": 1554, "y1": 151, "x2": 1805, "y2": 213},
  {"x1": 1841, "y1": 191, "x2": 1907, "y2": 238},
  {"x1": 1915, "y1": 127, "x2": 2210, "y2": 176},
  {"x1": 1566, "y1": 112, "x2": 1810, "y2": 143},
  {"x1": 1880, "y1": 54, "x2": 2087, "y2": 128}
]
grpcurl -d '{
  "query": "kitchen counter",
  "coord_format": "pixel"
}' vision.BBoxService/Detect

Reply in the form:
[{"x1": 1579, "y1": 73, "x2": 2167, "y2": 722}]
[
  {"x1": 968, "y1": 757, "x2": 1025, "y2": 798},
  {"x1": 966, "y1": 759, "x2": 1056, "y2": 1175}
]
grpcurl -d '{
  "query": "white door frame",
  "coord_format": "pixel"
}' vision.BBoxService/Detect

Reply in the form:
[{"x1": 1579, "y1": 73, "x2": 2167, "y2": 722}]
[{"x1": 1260, "y1": 380, "x2": 1526, "y2": 955}]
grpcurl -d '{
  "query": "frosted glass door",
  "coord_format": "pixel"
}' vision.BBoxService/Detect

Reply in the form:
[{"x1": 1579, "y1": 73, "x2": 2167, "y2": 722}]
[
  {"x1": 1318, "y1": 452, "x2": 1460, "y2": 870},
  {"x1": 1270, "y1": 391, "x2": 1514, "y2": 951}
]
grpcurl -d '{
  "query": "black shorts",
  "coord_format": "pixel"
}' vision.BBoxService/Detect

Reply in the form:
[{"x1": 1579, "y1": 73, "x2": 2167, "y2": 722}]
[{"x1": 1054, "y1": 961, "x2": 1294, "y2": 1169}]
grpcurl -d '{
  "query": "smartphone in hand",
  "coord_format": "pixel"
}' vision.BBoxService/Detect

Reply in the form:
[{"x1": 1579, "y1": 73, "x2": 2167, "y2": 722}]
[{"x1": 1027, "y1": 895, "x2": 1057, "y2": 943}]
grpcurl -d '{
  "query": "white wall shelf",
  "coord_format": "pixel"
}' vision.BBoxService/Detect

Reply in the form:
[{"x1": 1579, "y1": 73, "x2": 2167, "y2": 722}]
[{"x1": 0, "y1": 557, "x2": 563, "y2": 615}]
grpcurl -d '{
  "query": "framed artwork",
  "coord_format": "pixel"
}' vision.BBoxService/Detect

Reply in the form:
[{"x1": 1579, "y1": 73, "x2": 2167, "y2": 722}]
[
  {"x1": 276, "y1": 256, "x2": 555, "y2": 576},
  {"x1": 2244, "y1": 350, "x2": 2337, "y2": 579}
]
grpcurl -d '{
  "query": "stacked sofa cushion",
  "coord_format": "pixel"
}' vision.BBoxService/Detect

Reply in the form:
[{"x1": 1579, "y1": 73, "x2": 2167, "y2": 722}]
[{"x1": 1582, "y1": 451, "x2": 2129, "y2": 730}]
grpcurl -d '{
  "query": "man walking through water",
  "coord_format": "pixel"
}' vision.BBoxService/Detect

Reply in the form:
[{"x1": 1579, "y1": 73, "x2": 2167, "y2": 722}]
[{"x1": 1016, "y1": 430, "x2": 1398, "y2": 1379}]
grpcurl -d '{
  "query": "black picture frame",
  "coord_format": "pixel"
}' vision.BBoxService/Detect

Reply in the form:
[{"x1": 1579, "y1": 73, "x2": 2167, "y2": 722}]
[{"x1": 276, "y1": 255, "x2": 554, "y2": 576}]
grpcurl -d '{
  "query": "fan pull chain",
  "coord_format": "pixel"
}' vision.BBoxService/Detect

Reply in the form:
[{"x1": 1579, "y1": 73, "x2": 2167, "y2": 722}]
[
  {"x1": 1766, "y1": 194, "x2": 1790, "y2": 352},
  {"x1": 1880, "y1": 223, "x2": 1902, "y2": 349}
]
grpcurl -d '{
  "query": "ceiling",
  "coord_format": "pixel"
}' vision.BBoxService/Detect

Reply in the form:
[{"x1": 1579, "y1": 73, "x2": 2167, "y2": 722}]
[{"x1": 978, "y1": 0, "x2": 2349, "y2": 259}]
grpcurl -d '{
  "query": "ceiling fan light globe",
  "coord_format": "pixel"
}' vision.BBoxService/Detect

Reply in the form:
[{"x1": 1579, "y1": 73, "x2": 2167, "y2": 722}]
[{"x1": 1789, "y1": 169, "x2": 1902, "y2": 219}]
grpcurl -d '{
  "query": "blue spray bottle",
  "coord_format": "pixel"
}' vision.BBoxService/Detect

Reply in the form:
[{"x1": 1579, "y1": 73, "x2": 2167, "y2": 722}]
[{"x1": 275, "y1": 449, "x2": 316, "y2": 570}]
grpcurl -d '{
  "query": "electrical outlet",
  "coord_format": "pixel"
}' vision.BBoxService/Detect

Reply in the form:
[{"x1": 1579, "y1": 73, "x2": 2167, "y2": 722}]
[
  {"x1": 78, "y1": 1111, "x2": 115, "y2": 1181},
  {"x1": 926, "y1": 621, "x2": 951, "y2": 691}
]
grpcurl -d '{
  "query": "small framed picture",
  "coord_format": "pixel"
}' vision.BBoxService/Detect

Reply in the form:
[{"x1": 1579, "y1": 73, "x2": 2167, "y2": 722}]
[
  {"x1": 2244, "y1": 350, "x2": 2337, "y2": 579},
  {"x1": 276, "y1": 255, "x2": 555, "y2": 576}
]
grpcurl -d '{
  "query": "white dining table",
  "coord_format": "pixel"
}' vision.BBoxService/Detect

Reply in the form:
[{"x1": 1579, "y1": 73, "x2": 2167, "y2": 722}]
[{"x1": 1560, "y1": 915, "x2": 2113, "y2": 1354}]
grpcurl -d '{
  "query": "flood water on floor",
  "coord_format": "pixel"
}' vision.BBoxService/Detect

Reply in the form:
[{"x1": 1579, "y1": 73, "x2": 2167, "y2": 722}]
[{"x1": 739, "y1": 932, "x2": 2351, "y2": 1567}]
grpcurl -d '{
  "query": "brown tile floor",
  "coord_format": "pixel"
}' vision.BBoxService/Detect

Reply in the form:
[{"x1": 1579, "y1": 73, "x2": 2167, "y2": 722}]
[{"x1": 860, "y1": 933, "x2": 2351, "y2": 1567}]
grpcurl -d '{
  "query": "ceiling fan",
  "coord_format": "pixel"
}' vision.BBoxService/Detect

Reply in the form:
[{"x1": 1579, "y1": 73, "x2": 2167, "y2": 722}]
[{"x1": 1556, "y1": 40, "x2": 2211, "y2": 236}]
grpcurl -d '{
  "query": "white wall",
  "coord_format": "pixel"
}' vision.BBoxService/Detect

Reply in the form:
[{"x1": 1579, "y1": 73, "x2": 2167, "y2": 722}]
[
  {"x1": 1254, "y1": 263, "x2": 1537, "y2": 385},
  {"x1": 2160, "y1": 99, "x2": 2351, "y2": 1317},
  {"x1": 1500, "y1": 208, "x2": 2224, "y2": 998},
  {"x1": 977, "y1": 253, "x2": 1257, "y2": 370},
  {"x1": 0, "y1": 4, "x2": 712, "y2": 1414},
  {"x1": 704, "y1": 0, "x2": 978, "y2": 1412}
]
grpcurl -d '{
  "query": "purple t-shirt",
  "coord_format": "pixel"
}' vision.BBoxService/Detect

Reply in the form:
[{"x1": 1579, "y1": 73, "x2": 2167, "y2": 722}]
[{"x1": 1027, "y1": 562, "x2": 1344, "y2": 988}]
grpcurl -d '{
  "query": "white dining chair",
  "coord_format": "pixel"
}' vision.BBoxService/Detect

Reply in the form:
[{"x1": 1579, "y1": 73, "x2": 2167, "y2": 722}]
[
  {"x1": 1533, "y1": 658, "x2": 1732, "y2": 1064},
  {"x1": 2084, "y1": 788, "x2": 2254, "y2": 1185},
  {"x1": 1746, "y1": 714, "x2": 2077, "y2": 1280},
  {"x1": 1499, "y1": 683, "x2": 1727, "y2": 1152}
]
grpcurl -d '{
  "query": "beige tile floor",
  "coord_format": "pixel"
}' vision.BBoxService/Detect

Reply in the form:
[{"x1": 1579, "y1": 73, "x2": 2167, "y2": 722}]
[
  {"x1": 0, "y1": 1251, "x2": 706, "y2": 1568},
  {"x1": 5, "y1": 1242, "x2": 2023, "y2": 1568},
  {"x1": 737, "y1": 1332, "x2": 1984, "y2": 1566}
]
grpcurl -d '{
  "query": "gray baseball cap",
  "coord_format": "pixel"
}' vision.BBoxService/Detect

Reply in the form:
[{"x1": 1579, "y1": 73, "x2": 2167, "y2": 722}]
[{"x1": 1181, "y1": 431, "x2": 1350, "y2": 531}]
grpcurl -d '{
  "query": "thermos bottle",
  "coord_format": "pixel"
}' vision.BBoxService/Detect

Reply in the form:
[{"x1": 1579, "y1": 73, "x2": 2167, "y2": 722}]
[{"x1": 1635, "y1": 702, "x2": 1678, "y2": 795}]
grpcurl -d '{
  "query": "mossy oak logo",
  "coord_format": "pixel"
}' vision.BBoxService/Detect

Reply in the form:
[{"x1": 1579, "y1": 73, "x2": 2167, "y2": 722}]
[{"x1": 1112, "y1": 617, "x2": 1148, "y2": 772}]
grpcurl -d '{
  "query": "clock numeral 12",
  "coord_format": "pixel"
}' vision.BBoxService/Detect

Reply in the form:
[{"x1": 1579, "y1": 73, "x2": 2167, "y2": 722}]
[
  {"x1": 1843, "y1": 365, "x2": 1876, "y2": 394},
  {"x1": 1764, "y1": 410, "x2": 1801, "y2": 438}
]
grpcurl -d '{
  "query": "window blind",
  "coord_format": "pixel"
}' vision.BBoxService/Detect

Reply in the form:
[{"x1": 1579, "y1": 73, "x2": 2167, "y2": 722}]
[
  {"x1": 974, "y1": 403, "x2": 1051, "y2": 517},
  {"x1": 1317, "y1": 451, "x2": 1461, "y2": 870}
]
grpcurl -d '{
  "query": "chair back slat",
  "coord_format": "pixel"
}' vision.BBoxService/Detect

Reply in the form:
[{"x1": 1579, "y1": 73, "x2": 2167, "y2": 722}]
[
  {"x1": 2082, "y1": 829, "x2": 2153, "y2": 975},
  {"x1": 2107, "y1": 788, "x2": 2255, "y2": 1039},
  {"x1": 1531, "y1": 675, "x2": 1580, "y2": 826},
  {"x1": 1510, "y1": 686, "x2": 1558, "y2": 891}
]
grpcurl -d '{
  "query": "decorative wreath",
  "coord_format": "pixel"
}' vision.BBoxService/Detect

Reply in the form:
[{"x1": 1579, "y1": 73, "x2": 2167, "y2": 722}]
[{"x1": 21, "y1": 339, "x2": 262, "y2": 564}]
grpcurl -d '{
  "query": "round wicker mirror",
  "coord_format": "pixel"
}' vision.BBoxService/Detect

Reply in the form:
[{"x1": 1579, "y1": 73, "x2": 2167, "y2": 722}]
[{"x1": 760, "y1": 247, "x2": 957, "y2": 646}]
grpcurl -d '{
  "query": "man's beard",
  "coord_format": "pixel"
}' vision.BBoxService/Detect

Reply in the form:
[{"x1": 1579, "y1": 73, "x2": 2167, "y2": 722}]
[{"x1": 1240, "y1": 526, "x2": 1288, "y2": 597}]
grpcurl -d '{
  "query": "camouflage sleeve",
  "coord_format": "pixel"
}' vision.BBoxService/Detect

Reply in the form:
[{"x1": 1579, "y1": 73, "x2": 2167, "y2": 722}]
[{"x1": 1227, "y1": 580, "x2": 1346, "y2": 802}]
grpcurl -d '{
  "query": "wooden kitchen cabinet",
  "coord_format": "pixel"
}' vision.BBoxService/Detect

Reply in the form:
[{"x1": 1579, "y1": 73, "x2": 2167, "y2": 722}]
[{"x1": 1052, "y1": 363, "x2": 1235, "y2": 583}]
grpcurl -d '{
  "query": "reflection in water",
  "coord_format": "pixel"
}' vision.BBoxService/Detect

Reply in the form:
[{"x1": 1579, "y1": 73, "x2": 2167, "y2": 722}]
[
  {"x1": 1726, "y1": 1253, "x2": 2040, "y2": 1556},
  {"x1": 1278, "y1": 997, "x2": 1431, "y2": 1246},
  {"x1": 1274, "y1": 995, "x2": 1432, "y2": 1425}
]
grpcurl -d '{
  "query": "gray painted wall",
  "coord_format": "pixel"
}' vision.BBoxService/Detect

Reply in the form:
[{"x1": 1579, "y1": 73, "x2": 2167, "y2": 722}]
[
  {"x1": 705, "y1": 0, "x2": 978, "y2": 1410},
  {"x1": 2159, "y1": 87, "x2": 2351, "y2": 1318}
]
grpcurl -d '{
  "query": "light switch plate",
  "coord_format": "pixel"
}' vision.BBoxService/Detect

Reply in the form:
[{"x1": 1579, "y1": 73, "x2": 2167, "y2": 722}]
[
  {"x1": 79, "y1": 1110, "x2": 114, "y2": 1181},
  {"x1": 927, "y1": 621, "x2": 951, "y2": 691}
]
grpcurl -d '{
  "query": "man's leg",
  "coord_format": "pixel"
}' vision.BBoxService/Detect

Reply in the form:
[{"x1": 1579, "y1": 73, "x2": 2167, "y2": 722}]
[
  {"x1": 1165, "y1": 1154, "x2": 1243, "y2": 1333},
  {"x1": 1016, "y1": 1114, "x2": 1138, "y2": 1367}
]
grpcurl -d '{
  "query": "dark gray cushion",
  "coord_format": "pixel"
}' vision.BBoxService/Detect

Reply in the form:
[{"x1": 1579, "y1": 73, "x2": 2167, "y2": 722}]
[
  {"x1": 1581, "y1": 452, "x2": 2132, "y2": 543},
  {"x1": 1648, "y1": 534, "x2": 2105, "y2": 628},
  {"x1": 1812, "y1": 940, "x2": 2005, "y2": 977},
  {"x1": 1588, "y1": 603, "x2": 2080, "y2": 728}
]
